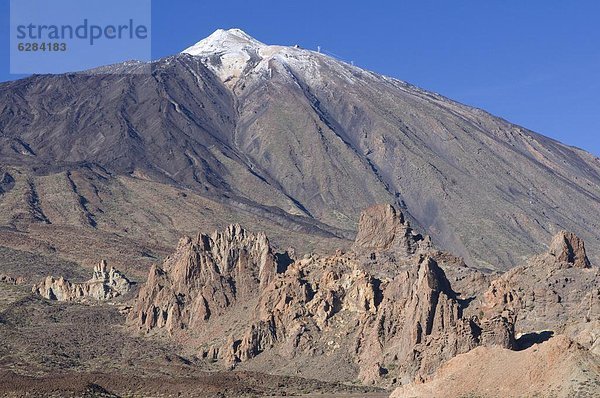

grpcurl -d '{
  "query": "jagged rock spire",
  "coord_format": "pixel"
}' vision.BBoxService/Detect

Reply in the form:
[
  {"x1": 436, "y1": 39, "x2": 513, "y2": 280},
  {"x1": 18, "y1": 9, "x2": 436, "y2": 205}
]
[
  {"x1": 130, "y1": 224, "x2": 278, "y2": 333},
  {"x1": 548, "y1": 230, "x2": 591, "y2": 268},
  {"x1": 352, "y1": 204, "x2": 431, "y2": 255}
]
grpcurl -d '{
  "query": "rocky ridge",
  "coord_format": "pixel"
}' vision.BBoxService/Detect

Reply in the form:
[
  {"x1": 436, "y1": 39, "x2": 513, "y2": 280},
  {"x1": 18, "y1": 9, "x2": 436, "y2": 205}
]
[
  {"x1": 130, "y1": 224, "x2": 277, "y2": 333},
  {"x1": 391, "y1": 228, "x2": 600, "y2": 396},
  {"x1": 33, "y1": 260, "x2": 133, "y2": 301},
  {"x1": 130, "y1": 204, "x2": 515, "y2": 385},
  {"x1": 482, "y1": 230, "x2": 599, "y2": 338}
]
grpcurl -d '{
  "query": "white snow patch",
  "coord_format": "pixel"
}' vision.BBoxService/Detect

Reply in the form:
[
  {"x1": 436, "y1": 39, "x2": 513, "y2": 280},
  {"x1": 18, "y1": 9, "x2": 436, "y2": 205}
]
[
  {"x1": 182, "y1": 28, "x2": 368, "y2": 89},
  {"x1": 182, "y1": 29, "x2": 266, "y2": 86}
]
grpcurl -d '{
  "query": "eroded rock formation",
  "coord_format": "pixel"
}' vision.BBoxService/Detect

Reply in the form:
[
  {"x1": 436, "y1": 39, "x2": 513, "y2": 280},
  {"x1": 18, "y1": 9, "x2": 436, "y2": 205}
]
[
  {"x1": 130, "y1": 206, "x2": 597, "y2": 386},
  {"x1": 483, "y1": 231, "x2": 599, "y2": 335},
  {"x1": 130, "y1": 205, "x2": 515, "y2": 385},
  {"x1": 548, "y1": 230, "x2": 591, "y2": 268},
  {"x1": 130, "y1": 224, "x2": 277, "y2": 333},
  {"x1": 352, "y1": 203, "x2": 431, "y2": 255},
  {"x1": 33, "y1": 260, "x2": 132, "y2": 301},
  {"x1": 0, "y1": 274, "x2": 25, "y2": 285}
]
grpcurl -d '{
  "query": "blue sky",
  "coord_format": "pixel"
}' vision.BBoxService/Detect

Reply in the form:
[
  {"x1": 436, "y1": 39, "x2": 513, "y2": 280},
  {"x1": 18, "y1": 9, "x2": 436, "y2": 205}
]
[{"x1": 1, "y1": 0, "x2": 599, "y2": 155}]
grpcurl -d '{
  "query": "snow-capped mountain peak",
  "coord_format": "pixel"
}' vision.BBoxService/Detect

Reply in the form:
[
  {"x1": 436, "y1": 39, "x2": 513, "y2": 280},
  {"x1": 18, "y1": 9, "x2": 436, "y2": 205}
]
[
  {"x1": 183, "y1": 28, "x2": 266, "y2": 56},
  {"x1": 182, "y1": 29, "x2": 271, "y2": 87},
  {"x1": 181, "y1": 28, "x2": 356, "y2": 90}
]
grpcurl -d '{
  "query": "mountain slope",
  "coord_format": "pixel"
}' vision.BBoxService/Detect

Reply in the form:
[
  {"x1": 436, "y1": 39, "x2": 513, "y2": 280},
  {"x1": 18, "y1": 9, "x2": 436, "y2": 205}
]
[
  {"x1": 391, "y1": 334, "x2": 600, "y2": 398},
  {"x1": 0, "y1": 28, "x2": 598, "y2": 270}
]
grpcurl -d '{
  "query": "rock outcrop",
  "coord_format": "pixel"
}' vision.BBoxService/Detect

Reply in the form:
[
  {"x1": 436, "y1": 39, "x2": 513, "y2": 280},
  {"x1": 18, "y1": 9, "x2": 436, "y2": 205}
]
[
  {"x1": 352, "y1": 204, "x2": 431, "y2": 255},
  {"x1": 126, "y1": 207, "x2": 594, "y2": 387},
  {"x1": 33, "y1": 260, "x2": 132, "y2": 301},
  {"x1": 0, "y1": 274, "x2": 25, "y2": 285},
  {"x1": 483, "y1": 231, "x2": 598, "y2": 339},
  {"x1": 548, "y1": 230, "x2": 591, "y2": 268},
  {"x1": 209, "y1": 251, "x2": 511, "y2": 385},
  {"x1": 130, "y1": 224, "x2": 277, "y2": 333},
  {"x1": 130, "y1": 206, "x2": 515, "y2": 385},
  {"x1": 353, "y1": 255, "x2": 483, "y2": 384},
  {"x1": 391, "y1": 334, "x2": 600, "y2": 398}
]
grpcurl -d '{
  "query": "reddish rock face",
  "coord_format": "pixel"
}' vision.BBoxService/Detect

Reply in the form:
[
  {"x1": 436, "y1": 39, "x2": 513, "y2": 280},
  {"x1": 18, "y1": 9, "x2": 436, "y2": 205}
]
[
  {"x1": 129, "y1": 206, "x2": 517, "y2": 386},
  {"x1": 352, "y1": 204, "x2": 431, "y2": 255},
  {"x1": 196, "y1": 251, "x2": 506, "y2": 385},
  {"x1": 548, "y1": 230, "x2": 591, "y2": 268},
  {"x1": 483, "y1": 230, "x2": 598, "y2": 337},
  {"x1": 130, "y1": 224, "x2": 277, "y2": 333},
  {"x1": 130, "y1": 210, "x2": 596, "y2": 387}
]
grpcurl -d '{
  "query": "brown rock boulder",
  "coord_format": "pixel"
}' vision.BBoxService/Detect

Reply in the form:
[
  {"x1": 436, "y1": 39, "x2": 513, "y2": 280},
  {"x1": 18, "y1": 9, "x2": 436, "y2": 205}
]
[
  {"x1": 548, "y1": 230, "x2": 591, "y2": 268},
  {"x1": 352, "y1": 204, "x2": 431, "y2": 255}
]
